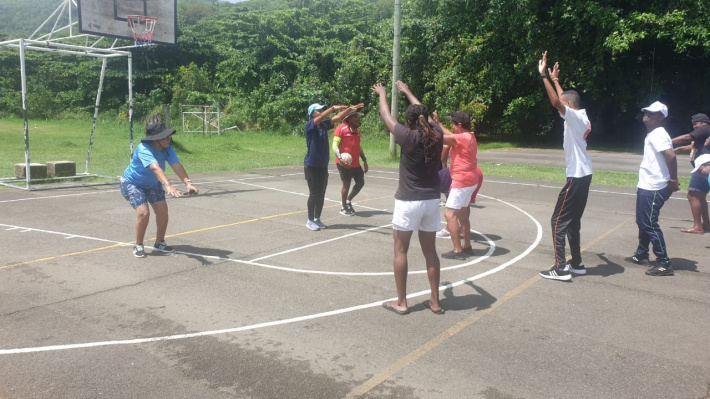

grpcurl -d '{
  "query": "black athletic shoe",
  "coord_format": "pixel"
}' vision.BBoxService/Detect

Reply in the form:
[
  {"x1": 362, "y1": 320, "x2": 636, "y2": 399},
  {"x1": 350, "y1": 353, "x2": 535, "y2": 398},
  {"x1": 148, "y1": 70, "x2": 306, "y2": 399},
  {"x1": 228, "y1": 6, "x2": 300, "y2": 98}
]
[
  {"x1": 564, "y1": 262, "x2": 586, "y2": 275},
  {"x1": 346, "y1": 202, "x2": 356, "y2": 215},
  {"x1": 441, "y1": 250, "x2": 467, "y2": 260},
  {"x1": 645, "y1": 263, "x2": 674, "y2": 276},
  {"x1": 133, "y1": 244, "x2": 146, "y2": 258},
  {"x1": 539, "y1": 267, "x2": 572, "y2": 281},
  {"x1": 153, "y1": 241, "x2": 174, "y2": 253},
  {"x1": 462, "y1": 246, "x2": 475, "y2": 257},
  {"x1": 626, "y1": 253, "x2": 650, "y2": 265}
]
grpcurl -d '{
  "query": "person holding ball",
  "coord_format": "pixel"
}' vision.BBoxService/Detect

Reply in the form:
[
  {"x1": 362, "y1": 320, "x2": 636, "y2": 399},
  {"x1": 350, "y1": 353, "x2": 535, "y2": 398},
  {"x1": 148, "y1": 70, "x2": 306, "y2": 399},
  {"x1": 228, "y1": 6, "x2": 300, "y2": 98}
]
[
  {"x1": 333, "y1": 110, "x2": 368, "y2": 216},
  {"x1": 304, "y1": 102, "x2": 363, "y2": 231},
  {"x1": 120, "y1": 122, "x2": 198, "y2": 258}
]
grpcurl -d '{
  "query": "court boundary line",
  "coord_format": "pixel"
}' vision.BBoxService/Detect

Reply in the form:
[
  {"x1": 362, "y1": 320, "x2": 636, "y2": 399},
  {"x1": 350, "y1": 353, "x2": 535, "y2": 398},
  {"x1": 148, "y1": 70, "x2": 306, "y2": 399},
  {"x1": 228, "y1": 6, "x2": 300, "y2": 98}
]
[
  {"x1": 0, "y1": 195, "x2": 542, "y2": 356},
  {"x1": 344, "y1": 219, "x2": 629, "y2": 398}
]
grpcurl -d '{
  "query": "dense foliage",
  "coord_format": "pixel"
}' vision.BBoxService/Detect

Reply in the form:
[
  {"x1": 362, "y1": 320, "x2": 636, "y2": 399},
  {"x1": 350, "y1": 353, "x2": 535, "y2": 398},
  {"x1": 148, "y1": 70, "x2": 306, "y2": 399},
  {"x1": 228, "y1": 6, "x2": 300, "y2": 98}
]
[{"x1": 1, "y1": 0, "x2": 709, "y2": 143}]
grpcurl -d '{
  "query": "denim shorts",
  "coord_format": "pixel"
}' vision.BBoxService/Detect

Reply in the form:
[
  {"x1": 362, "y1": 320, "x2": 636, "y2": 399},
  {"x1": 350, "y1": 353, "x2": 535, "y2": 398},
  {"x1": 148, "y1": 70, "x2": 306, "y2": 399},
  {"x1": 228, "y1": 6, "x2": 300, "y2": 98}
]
[
  {"x1": 120, "y1": 177, "x2": 166, "y2": 209},
  {"x1": 688, "y1": 172, "x2": 710, "y2": 194}
]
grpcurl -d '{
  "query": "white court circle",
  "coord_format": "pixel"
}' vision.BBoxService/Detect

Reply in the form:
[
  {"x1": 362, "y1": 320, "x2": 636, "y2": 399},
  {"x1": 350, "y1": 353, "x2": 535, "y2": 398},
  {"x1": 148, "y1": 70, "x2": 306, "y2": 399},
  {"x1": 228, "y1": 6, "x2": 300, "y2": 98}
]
[{"x1": 0, "y1": 190, "x2": 542, "y2": 355}]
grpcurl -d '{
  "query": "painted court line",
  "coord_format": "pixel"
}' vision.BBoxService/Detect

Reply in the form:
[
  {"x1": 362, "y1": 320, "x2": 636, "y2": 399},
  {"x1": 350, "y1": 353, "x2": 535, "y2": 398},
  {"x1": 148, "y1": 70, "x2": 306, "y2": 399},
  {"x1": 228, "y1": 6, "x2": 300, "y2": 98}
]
[
  {"x1": 0, "y1": 195, "x2": 542, "y2": 356},
  {"x1": 485, "y1": 179, "x2": 686, "y2": 201},
  {"x1": 344, "y1": 219, "x2": 630, "y2": 398}
]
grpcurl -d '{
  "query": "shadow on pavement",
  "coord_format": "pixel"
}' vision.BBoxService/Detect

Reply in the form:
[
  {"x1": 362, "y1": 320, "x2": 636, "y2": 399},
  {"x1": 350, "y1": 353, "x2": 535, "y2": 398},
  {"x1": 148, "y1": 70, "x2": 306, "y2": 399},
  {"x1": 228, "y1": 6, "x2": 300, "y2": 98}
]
[
  {"x1": 168, "y1": 245, "x2": 234, "y2": 266},
  {"x1": 585, "y1": 253, "x2": 625, "y2": 277},
  {"x1": 409, "y1": 281, "x2": 497, "y2": 313}
]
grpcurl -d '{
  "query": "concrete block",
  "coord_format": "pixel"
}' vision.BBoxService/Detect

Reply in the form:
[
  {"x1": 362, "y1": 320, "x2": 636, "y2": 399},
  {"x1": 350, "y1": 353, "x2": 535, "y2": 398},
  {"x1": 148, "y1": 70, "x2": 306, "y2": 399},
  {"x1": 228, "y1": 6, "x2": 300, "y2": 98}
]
[
  {"x1": 14, "y1": 163, "x2": 47, "y2": 179},
  {"x1": 46, "y1": 161, "x2": 76, "y2": 177}
]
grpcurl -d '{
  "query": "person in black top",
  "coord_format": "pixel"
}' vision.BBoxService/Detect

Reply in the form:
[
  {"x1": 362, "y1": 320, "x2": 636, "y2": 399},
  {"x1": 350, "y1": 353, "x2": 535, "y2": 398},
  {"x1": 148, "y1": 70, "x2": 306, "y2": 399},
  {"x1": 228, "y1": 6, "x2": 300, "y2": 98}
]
[
  {"x1": 372, "y1": 81, "x2": 455, "y2": 316},
  {"x1": 672, "y1": 113, "x2": 710, "y2": 234}
]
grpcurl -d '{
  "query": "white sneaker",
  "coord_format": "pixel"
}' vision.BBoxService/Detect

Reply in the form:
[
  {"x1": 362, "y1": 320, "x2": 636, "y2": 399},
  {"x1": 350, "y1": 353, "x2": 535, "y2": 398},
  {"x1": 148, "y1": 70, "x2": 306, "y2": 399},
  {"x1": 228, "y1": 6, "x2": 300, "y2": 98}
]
[
  {"x1": 306, "y1": 220, "x2": 320, "y2": 231},
  {"x1": 436, "y1": 229, "x2": 450, "y2": 238}
]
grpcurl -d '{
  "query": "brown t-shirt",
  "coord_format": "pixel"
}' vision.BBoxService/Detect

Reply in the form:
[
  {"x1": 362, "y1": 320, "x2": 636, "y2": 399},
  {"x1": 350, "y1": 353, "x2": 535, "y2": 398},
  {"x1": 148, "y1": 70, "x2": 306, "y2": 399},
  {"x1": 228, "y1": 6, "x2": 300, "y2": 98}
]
[{"x1": 393, "y1": 123, "x2": 443, "y2": 201}]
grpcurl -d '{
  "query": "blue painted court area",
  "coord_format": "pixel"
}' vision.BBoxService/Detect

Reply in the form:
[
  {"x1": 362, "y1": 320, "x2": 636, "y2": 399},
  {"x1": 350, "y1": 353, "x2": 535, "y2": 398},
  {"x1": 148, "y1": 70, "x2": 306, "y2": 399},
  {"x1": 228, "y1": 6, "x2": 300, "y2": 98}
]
[{"x1": 1, "y1": 163, "x2": 708, "y2": 399}]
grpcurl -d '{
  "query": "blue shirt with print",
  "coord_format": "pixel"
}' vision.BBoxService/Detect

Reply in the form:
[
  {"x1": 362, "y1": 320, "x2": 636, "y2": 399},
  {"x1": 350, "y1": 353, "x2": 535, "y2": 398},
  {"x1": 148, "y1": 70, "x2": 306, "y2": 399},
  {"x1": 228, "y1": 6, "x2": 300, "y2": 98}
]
[
  {"x1": 122, "y1": 142, "x2": 180, "y2": 189},
  {"x1": 304, "y1": 118, "x2": 333, "y2": 168}
]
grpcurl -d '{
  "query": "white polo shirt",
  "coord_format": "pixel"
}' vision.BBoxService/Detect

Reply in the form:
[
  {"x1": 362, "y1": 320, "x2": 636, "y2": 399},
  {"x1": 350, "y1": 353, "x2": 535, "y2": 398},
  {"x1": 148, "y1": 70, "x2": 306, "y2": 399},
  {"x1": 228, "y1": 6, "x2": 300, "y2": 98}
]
[{"x1": 638, "y1": 127, "x2": 673, "y2": 190}]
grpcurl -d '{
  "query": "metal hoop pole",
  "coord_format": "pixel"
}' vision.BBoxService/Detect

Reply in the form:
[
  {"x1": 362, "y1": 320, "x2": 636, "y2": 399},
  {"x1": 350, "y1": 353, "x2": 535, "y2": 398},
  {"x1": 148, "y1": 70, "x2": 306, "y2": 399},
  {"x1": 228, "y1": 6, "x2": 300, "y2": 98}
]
[
  {"x1": 20, "y1": 38, "x2": 31, "y2": 189},
  {"x1": 87, "y1": 57, "x2": 108, "y2": 174}
]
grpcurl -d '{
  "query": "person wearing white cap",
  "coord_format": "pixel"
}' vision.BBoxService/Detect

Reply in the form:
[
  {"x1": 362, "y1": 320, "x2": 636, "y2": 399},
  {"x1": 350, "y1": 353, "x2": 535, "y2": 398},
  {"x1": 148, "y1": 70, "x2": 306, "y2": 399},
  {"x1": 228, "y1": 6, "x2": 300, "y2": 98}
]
[
  {"x1": 303, "y1": 102, "x2": 363, "y2": 231},
  {"x1": 671, "y1": 113, "x2": 710, "y2": 234},
  {"x1": 536, "y1": 51, "x2": 594, "y2": 281},
  {"x1": 690, "y1": 153, "x2": 710, "y2": 186},
  {"x1": 627, "y1": 101, "x2": 679, "y2": 276}
]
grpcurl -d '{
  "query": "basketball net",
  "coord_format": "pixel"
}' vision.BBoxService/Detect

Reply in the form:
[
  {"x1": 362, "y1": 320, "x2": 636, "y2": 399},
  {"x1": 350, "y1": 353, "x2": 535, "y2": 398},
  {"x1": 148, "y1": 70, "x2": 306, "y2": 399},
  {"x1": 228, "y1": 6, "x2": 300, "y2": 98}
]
[{"x1": 127, "y1": 15, "x2": 157, "y2": 46}]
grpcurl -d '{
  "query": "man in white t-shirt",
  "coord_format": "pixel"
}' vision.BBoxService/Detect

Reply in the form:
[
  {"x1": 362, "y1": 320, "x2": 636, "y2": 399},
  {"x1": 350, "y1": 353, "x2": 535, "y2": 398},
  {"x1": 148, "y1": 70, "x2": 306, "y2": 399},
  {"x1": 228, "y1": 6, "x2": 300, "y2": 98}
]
[
  {"x1": 537, "y1": 51, "x2": 594, "y2": 282},
  {"x1": 627, "y1": 101, "x2": 679, "y2": 276}
]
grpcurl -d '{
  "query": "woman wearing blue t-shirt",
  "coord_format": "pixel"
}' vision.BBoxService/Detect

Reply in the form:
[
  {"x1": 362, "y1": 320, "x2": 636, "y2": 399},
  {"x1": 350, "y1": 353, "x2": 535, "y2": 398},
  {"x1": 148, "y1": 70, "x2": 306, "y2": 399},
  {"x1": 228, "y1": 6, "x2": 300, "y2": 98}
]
[{"x1": 120, "y1": 123, "x2": 198, "y2": 258}]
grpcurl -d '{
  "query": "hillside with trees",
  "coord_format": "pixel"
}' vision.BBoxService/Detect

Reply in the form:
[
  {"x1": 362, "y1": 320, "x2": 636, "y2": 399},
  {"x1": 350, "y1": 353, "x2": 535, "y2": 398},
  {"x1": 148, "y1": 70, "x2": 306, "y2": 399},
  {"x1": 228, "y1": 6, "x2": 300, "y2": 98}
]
[{"x1": 1, "y1": 0, "x2": 709, "y2": 144}]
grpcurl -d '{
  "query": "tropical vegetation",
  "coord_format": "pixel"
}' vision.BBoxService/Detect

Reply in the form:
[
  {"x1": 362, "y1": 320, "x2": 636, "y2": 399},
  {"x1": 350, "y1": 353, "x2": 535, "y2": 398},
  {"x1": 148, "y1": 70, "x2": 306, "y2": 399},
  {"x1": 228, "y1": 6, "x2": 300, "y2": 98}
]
[{"x1": 1, "y1": 0, "x2": 708, "y2": 145}]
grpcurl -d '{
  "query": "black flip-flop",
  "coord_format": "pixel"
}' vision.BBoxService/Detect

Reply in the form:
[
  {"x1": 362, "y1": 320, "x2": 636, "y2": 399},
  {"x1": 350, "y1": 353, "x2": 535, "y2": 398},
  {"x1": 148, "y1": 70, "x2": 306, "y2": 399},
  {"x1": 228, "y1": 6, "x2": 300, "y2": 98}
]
[
  {"x1": 382, "y1": 301, "x2": 409, "y2": 315},
  {"x1": 424, "y1": 300, "x2": 445, "y2": 315}
]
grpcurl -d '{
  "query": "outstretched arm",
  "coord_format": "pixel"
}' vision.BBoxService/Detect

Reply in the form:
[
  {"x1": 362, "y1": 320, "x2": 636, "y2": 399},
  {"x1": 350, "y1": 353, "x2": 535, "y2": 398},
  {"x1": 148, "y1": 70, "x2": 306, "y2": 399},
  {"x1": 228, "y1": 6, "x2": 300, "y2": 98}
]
[
  {"x1": 432, "y1": 110, "x2": 457, "y2": 147},
  {"x1": 170, "y1": 162, "x2": 198, "y2": 195},
  {"x1": 332, "y1": 103, "x2": 364, "y2": 125},
  {"x1": 538, "y1": 51, "x2": 566, "y2": 115},
  {"x1": 372, "y1": 83, "x2": 398, "y2": 133},
  {"x1": 313, "y1": 105, "x2": 344, "y2": 126},
  {"x1": 395, "y1": 81, "x2": 421, "y2": 105}
]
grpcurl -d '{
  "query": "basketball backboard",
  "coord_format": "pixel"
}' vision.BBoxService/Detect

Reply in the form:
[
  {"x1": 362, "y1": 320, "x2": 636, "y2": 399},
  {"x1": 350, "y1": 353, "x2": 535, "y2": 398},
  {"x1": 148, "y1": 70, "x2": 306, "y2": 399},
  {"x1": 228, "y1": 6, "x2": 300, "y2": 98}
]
[{"x1": 77, "y1": 0, "x2": 177, "y2": 45}]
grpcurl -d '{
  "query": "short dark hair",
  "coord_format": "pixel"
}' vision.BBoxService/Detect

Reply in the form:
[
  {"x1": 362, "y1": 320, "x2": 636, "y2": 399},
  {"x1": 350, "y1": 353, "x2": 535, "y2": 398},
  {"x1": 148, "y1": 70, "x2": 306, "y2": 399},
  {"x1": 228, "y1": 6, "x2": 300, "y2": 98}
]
[{"x1": 561, "y1": 90, "x2": 581, "y2": 109}]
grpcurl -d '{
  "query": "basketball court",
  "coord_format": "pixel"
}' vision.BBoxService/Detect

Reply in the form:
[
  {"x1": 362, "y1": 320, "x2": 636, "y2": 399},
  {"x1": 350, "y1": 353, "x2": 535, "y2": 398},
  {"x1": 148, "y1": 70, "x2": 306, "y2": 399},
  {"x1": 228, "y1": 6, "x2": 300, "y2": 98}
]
[
  {"x1": 0, "y1": 1, "x2": 708, "y2": 397},
  {"x1": 1, "y1": 160, "x2": 708, "y2": 399}
]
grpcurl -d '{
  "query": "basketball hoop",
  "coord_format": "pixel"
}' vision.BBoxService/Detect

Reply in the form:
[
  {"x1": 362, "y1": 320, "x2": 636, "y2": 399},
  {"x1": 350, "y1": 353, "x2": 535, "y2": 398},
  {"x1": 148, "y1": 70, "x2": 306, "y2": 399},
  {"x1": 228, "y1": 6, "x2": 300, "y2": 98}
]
[{"x1": 127, "y1": 15, "x2": 157, "y2": 46}]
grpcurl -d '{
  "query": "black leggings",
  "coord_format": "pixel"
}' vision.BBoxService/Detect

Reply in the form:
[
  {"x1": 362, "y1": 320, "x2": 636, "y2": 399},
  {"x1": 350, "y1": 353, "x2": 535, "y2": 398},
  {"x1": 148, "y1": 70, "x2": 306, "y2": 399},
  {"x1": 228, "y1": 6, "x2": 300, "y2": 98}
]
[{"x1": 305, "y1": 166, "x2": 329, "y2": 221}]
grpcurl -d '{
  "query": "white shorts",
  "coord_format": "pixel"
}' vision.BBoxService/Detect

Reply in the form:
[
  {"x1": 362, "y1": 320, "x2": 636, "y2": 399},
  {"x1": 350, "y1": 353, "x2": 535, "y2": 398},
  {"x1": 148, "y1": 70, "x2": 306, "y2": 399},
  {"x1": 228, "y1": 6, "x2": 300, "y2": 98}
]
[
  {"x1": 446, "y1": 185, "x2": 477, "y2": 209},
  {"x1": 392, "y1": 199, "x2": 441, "y2": 232}
]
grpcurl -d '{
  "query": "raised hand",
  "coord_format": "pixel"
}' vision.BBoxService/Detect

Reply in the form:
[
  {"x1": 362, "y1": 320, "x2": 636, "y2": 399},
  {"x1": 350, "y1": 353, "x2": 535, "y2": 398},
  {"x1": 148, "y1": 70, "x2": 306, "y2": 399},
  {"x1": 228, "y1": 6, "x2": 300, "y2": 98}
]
[
  {"x1": 538, "y1": 50, "x2": 548, "y2": 76},
  {"x1": 372, "y1": 83, "x2": 387, "y2": 95},
  {"x1": 549, "y1": 62, "x2": 560, "y2": 81},
  {"x1": 395, "y1": 81, "x2": 410, "y2": 94}
]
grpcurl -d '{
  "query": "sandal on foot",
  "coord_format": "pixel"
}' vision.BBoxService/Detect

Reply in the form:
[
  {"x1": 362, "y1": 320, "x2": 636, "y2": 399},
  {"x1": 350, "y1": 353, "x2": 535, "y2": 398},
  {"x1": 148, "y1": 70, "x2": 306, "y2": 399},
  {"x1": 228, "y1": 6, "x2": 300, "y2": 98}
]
[
  {"x1": 382, "y1": 301, "x2": 409, "y2": 315},
  {"x1": 424, "y1": 300, "x2": 445, "y2": 315}
]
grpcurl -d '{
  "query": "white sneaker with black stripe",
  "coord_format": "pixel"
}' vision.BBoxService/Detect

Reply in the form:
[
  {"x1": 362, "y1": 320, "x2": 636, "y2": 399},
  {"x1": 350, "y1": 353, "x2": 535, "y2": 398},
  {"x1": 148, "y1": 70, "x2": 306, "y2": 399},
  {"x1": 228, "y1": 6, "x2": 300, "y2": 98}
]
[{"x1": 539, "y1": 267, "x2": 572, "y2": 281}]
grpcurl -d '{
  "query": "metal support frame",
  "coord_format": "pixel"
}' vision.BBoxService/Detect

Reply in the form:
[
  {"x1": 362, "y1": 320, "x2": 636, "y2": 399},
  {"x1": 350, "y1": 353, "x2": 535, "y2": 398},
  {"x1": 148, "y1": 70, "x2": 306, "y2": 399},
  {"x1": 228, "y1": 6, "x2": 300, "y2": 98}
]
[
  {"x1": 181, "y1": 105, "x2": 221, "y2": 136},
  {"x1": 0, "y1": 0, "x2": 140, "y2": 190}
]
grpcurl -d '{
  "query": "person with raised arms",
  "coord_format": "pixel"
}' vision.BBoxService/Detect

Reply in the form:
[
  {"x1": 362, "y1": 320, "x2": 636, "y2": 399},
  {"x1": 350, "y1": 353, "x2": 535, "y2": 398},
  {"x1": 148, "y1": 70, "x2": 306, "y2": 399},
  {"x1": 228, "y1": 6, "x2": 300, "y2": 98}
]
[
  {"x1": 373, "y1": 81, "x2": 456, "y2": 316},
  {"x1": 537, "y1": 51, "x2": 594, "y2": 281}
]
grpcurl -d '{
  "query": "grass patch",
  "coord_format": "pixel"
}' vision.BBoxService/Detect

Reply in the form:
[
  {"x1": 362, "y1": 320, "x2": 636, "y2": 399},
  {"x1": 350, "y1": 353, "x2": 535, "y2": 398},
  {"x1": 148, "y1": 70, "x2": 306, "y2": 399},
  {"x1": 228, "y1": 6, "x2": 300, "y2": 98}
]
[{"x1": 1, "y1": 118, "x2": 677, "y2": 189}]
